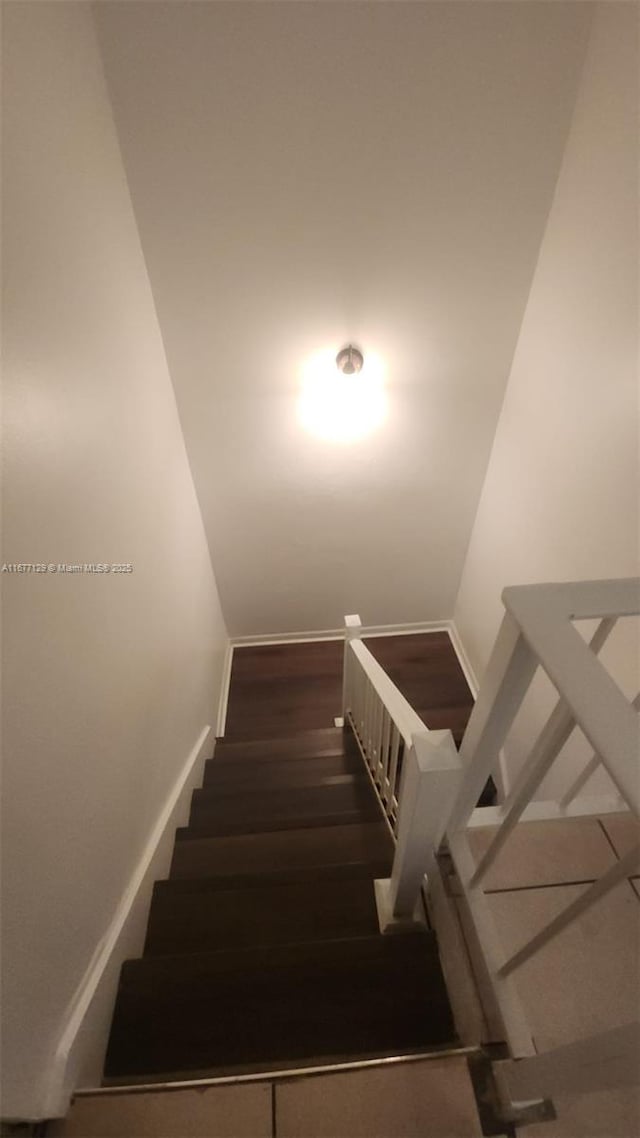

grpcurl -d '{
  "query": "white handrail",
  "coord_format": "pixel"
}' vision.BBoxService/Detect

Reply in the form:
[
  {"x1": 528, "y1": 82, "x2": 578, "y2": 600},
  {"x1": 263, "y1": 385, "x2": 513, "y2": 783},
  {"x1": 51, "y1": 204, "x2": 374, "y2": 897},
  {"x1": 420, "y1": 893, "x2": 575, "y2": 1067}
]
[
  {"x1": 503, "y1": 580, "x2": 639, "y2": 815},
  {"x1": 340, "y1": 584, "x2": 639, "y2": 1114},
  {"x1": 348, "y1": 638, "x2": 425, "y2": 748},
  {"x1": 341, "y1": 615, "x2": 461, "y2": 931},
  {"x1": 560, "y1": 689, "x2": 640, "y2": 808},
  {"x1": 443, "y1": 577, "x2": 640, "y2": 1077}
]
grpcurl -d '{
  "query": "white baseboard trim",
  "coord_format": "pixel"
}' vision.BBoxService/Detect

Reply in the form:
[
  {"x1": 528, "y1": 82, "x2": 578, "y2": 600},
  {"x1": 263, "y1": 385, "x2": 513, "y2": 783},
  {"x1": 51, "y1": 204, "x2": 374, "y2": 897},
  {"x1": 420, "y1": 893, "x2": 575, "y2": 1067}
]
[
  {"x1": 447, "y1": 621, "x2": 479, "y2": 699},
  {"x1": 230, "y1": 619, "x2": 451, "y2": 649},
  {"x1": 230, "y1": 628, "x2": 343, "y2": 647},
  {"x1": 448, "y1": 621, "x2": 509, "y2": 799},
  {"x1": 40, "y1": 726, "x2": 213, "y2": 1119},
  {"x1": 355, "y1": 620, "x2": 451, "y2": 639},
  {"x1": 215, "y1": 640, "x2": 234, "y2": 737}
]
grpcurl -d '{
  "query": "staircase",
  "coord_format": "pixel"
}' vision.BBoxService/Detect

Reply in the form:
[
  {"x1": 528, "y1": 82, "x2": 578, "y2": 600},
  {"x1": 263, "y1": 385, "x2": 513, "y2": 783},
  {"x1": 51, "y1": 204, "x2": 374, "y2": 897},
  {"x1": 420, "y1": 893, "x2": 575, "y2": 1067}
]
[{"x1": 104, "y1": 726, "x2": 457, "y2": 1082}]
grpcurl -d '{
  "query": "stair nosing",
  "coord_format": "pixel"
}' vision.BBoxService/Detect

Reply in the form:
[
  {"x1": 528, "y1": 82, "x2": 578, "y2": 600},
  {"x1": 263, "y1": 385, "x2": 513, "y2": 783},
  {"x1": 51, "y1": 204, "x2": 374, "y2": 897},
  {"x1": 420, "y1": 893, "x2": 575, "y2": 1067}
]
[{"x1": 98, "y1": 1043, "x2": 471, "y2": 1091}]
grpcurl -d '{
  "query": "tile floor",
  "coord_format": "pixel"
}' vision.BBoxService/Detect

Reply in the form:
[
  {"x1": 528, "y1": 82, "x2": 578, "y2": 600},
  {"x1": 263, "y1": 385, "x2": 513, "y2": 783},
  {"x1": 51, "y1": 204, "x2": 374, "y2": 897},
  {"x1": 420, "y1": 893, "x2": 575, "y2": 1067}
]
[
  {"x1": 47, "y1": 1082, "x2": 272, "y2": 1138},
  {"x1": 50, "y1": 813, "x2": 639, "y2": 1138},
  {"x1": 275, "y1": 1057, "x2": 482, "y2": 1137},
  {"x1": 50, "y1": 1059, "x2": 482, "y2": 1138},
  {"x1": 469, "y1": 812, "x2": 640, "y2": 1138},
  {"x1": 467, "y1": 816, "x2": 618, "y2": 891}
]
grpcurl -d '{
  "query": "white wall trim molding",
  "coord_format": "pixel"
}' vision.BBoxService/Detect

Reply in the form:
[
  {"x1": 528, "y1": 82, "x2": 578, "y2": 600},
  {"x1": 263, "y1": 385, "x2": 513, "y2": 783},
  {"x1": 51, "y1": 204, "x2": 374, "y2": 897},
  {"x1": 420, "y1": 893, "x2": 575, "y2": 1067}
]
[
  {"x1": 230, "y1": 620, "x2": 452, "y2": 649},
  {"x1": 40, "y1": 726, "x2": 213, "y2": 1119},
  {"x1": 448, "y1": 620, "x2": 510, "y2": 800},
  {"x1": 447, "y1": 621, "x2": 479, "y2": 698},
  {"x1": 230, "y1": 629, "x2": 344, "y2": 647},
  {"x1": 215, "y1": 640, "x2": 234, "y2": 738}
]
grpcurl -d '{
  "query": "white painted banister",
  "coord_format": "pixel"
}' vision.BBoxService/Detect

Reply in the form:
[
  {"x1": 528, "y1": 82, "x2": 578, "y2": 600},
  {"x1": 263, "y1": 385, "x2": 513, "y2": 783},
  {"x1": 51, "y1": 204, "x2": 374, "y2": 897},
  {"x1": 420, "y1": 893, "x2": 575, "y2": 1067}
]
[
  {"x1": 375, "y1": 730, "x2": 462, "y2": 932},
  {"x1": 447, "y1": 614, "x2": 538, "y2": 831},
  {"x1": 469, "y1": 618, "x2": 616, "y2": 889},
  {"x1": 441, "y1": 577, "x2": 640, "y2": 1084},
  {"x1": 560, "y1": 690, "x2": 640, "y2": 809},
  {"x1": 502, "y1": 580, "x2": 640, "y2": 813},
  {"x1": 341, "y1": 616, "x2": 461, "y2": 930},
  {"x1": 346, "y1": 637, "x2": 426, "y2": 748},
  {"x1": 340, "y1": 584, "x2": 639, "y2": 1117}
]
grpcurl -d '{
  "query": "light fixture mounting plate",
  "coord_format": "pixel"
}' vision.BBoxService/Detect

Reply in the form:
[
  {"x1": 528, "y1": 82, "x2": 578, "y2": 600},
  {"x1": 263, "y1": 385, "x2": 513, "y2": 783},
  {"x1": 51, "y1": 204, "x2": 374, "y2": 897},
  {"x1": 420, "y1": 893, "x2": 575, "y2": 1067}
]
[{"x1": 336, "y1": 345, "x2": 364, "y2": 375}]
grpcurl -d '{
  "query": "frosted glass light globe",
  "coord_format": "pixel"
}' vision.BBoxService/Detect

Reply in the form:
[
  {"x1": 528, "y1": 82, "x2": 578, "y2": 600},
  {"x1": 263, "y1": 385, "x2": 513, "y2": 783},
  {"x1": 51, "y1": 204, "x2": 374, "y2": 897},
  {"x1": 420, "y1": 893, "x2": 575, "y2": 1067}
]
[{"x1": 298, "y1": 348, "x2": 387, "y2": 443}]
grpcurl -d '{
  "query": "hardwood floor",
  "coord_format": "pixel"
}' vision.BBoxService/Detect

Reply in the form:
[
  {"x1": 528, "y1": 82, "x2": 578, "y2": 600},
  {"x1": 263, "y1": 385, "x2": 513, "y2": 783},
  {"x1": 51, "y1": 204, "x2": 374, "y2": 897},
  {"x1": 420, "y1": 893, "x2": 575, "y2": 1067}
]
[
  {"x1": 367, "y1": 632, "x2": 474, "y2": 747},
  {"x1": 224, "y1": 632, "x2": 474, "y2": 746},
  {"x1": 224, "y1": 640, "x2": 344, "y2": 738}
]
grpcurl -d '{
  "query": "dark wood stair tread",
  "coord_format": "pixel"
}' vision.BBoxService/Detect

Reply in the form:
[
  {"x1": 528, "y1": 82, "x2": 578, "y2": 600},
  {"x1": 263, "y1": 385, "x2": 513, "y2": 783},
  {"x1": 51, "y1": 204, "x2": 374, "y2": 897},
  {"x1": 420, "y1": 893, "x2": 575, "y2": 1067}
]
[
  {"x1": 212, "y1": 727, "x2": 355, "y2": 762},
  {"x1": 144, "y1": 876, "x2": 380, "y2": 956},
  {"x1": 203, "y1": 753, "x2": 364, "y2": 788},
  {"x1": 193, "y1": 778, "x2": 373, "y2": 812},
  {"x1": 170, "y1": 821, "x2": 394, "y2": 879},
  {"x1": 105, "y1": 933, "x2": 455, "y2": 1079},
  {"x1": 178, "y1": 808, "x2": 381, "y2": 839},
  {"x1": 187, "y1": 781, "x2": 380, "y2": 835},
  {"x1": 154, "y1": 859, "x2": 393, "y2": 895}
]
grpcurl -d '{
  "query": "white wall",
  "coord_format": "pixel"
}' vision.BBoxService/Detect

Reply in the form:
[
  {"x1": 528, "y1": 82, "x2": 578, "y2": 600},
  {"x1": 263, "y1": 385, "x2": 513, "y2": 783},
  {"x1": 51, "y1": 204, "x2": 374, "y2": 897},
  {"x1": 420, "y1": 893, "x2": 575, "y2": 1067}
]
[
  {"x1": 2, "y1": 2, "x2": 228, "y2": 1117},
  {"x1": 453, "y1": 3, "x2": 639, "y2": 796},
  {"x1": 94, "y1": 0, "x2": 591, "y2": 637}
]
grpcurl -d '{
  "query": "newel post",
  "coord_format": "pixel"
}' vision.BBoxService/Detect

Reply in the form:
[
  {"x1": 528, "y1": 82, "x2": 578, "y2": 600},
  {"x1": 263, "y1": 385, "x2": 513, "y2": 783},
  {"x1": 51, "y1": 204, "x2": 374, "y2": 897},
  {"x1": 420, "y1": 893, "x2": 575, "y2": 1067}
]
[
  {"x1": 341, "y1": 614, "x2": 362, "y2": 720},
  {"x1": 375, "y1": 729, "x2": 462, "y2": 933}
]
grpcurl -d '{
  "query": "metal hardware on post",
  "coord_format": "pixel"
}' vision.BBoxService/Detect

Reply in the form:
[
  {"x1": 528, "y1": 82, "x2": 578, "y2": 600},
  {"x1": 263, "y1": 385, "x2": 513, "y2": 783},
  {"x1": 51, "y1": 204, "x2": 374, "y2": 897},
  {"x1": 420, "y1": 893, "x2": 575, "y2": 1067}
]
[{"x1": 375, "y1": 728, "x2": 462, "y2": 934}]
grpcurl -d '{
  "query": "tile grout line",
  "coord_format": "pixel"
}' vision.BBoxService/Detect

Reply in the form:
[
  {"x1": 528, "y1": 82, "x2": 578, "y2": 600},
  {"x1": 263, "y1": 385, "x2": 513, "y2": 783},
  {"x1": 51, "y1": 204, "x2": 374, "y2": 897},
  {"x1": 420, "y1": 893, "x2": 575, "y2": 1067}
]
[
  {"x1": 484, "y1": 878, "x2": 598, "y2": 895},
  {"x1": 596, "y1": 817, "x2": 640, "y2": 901},
  {"x1": 597, "y1": 816, "x2": 622, "y2": 859}
]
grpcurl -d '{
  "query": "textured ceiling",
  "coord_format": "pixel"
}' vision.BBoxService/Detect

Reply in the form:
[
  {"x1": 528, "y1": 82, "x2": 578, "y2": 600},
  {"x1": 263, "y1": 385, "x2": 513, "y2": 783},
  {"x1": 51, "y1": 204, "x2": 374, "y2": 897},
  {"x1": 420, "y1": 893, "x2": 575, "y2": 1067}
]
[{"x1": 95, "y1": 1, "x2": 591, "y2": 635}]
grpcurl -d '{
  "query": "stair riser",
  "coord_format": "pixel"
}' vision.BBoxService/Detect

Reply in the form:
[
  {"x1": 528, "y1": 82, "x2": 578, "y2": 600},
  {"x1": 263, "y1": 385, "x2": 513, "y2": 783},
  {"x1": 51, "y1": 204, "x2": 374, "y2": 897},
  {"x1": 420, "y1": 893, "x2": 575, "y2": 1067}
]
[
  {"x1": 178, "y1": 808, "x2": 381, "y2": 839},
  {"x1": 190, "y1": 783, "x2": 377, "y2": 824},
  {"x1": 213, "y1": 729, "x2": 356, "y2": 763},
  {"x1": 194, "y1": 779, "x2": 372, "y2": 810},
  {"x1": 153, "y1": 860, "x2": 393, "y2": 896},
  {"x1": 144, "y1": 881, "x2": 379, "y2": 956},
  {"x1": 170, "y1": 823, "x2": 393, "y2": 880},
  {"x1": 202, "y1": 759, "x2": 364, "y2": 790}
]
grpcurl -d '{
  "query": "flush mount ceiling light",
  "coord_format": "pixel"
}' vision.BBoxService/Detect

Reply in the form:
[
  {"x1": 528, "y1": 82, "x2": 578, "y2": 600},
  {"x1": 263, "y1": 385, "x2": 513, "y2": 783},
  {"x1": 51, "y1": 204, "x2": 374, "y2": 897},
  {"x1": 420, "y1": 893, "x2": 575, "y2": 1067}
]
[
  {"x1": 335, "y1": 344, "x2": 364, "y2": 375},
  {"x1": 298, "y1": 345, "x2": 387, "y2": 444}
]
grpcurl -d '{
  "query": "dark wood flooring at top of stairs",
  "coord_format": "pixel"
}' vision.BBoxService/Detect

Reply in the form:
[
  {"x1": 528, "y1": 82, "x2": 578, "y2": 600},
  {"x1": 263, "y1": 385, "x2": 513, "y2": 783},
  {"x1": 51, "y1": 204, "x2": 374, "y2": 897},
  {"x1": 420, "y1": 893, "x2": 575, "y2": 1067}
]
[
  {"x1": 224, "y1": 632, "x2": 474, "y2": 745},
  {"x1": 104, "y1": 725, "x2": 457, "y2": 1084}
]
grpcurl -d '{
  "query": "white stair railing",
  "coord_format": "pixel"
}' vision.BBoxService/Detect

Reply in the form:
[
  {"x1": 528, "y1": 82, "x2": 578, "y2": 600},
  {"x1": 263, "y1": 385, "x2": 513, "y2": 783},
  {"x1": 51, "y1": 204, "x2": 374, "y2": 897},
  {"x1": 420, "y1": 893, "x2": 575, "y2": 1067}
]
[
  {"x1": 342, "y1": 615, "x2": 462, "y2": 931},
  {"x1": 442, "y1": 578, "x2": 640, "y2": 1109},
  {"x1": 341, "y1": 580, "x2": 639, "y2": 1116}
]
